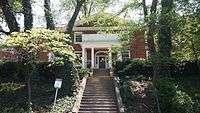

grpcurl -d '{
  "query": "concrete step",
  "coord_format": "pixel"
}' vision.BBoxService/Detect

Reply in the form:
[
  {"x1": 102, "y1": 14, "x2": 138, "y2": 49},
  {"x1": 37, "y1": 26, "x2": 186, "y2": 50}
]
[
  {"x1": 82, "y1": 95, "x2": 115, "y2": 98},
  {"x1": 79, "y1": 107, "x2": 117, "y2": 111},
  {"x1": 80, "y1": 104, "x2": 117, "y2": 107},
  {"x1": 82, "y1": 97, "x2": 115, "y2": 100},
  {"x1": 78, "y1": 75, "x2": 118, "y2": 113},
  {"x1": 81, "y1": 98, "x2": 115, "y2": 101},
  {"x1": 83, "y1": 93, "x2": 115, "y2": 96},
  {"x1": 81, "y1": 101, "x2": 116, "y2": 104},
  {"x1": 78, "y1": 111, "x2": 118, "y2": 113}
]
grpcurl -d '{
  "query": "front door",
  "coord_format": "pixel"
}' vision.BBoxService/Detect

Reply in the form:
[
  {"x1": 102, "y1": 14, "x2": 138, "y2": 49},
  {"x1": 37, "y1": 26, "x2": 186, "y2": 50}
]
[{"x1": 99, "y1": 57, "x2": 106, "y2": 69}]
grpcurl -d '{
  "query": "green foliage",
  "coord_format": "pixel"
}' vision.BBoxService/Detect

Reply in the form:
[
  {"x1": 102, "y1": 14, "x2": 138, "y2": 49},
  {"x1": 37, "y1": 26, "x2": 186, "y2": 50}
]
[
  {"x1": 37, "y1": 62, "x2": 79, "y2": 95},
  {"x1": 50, "y1": 96, "x2": 75, "y2": 113},
  {"x1": 79, "y1": 12, "x2": 127, "y2": 27},
  {"x1": 0, "y1": 62, "x2": 26, "y2": 82},
  {"x1": 114, "y1": 59, "x2": 153, "y2": 79},
  {"x1": 119, "y1": 81, "x2": 135, "y2": 112},
  {"x1": 3, "y1": 29, "x2": 75, "y2": 65},
  {"x1": 9, "y1": 0, "x2": 23, "y2": 13},
  {"x1": 0, "y1": 61, "x2": 78, "y2": 112},
  {"x1": 0, "y1": 83, "x2": 25, "y2": 92},
  {"x1": 1, "y1": 29, "x2": 77, "y2": 111},
  {"x1": 156, "y1": 77, "x2": 195, "y2": 113},
  {"x1": 171, "y1": 90, "x2": 194, "y2": 113},
  {"x1": 171, "y1": 0, "x2": 200, "y2": 60},
  {"x1": 114, "y1": 59, "x2": 199, "y2": 79},
  {"x1": 78, "y1": 68, "x2": 90, "y2": 80}
]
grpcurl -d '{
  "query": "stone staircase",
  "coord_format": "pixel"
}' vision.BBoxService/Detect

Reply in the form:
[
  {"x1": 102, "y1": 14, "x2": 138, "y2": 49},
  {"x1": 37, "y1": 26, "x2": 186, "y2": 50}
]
[{"x1": 78, "y1": 69, "x2": 119, "y2": 113}]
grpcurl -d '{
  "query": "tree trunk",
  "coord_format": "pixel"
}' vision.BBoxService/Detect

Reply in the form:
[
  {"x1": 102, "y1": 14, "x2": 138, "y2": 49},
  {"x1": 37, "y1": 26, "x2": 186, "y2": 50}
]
[
  {"x1": 22, "y1": 0, "x2": 33, "y2": 31},
  {"x1": 0, "y1": 0, "x2": 20, "y2": 33},
  {"x1": 66, "y1": 0, "x2": 85, "y2": 34},
  {"x1": 158, "y1": 0, "x2": 173, "y2": 57},
  {"x1": 158, "y1": 0, "x2": 174, "y2": 76},
  {"x1": 27, "y1": 73, "x2": 32, "y2": 112},
  {"x1": 142, "y1": 1, "x2": 161, "y2": 113},
  {"x1": 44, "y1": 0, "x2": 55, "y2": 30},
  {"x1": 142, "y1": 0, "x2": 159, "y2": 80}
]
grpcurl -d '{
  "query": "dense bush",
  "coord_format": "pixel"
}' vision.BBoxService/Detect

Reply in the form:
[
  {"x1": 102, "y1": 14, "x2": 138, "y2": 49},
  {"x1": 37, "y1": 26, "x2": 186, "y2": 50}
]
[
  {"x1": 77, "y1": 68, "x2": 90, "y2": 80},
  {"x1": 0, "y1": 61, "x2": 78, "y2": 95},
  {"x1": 0, "y1": 61, "x2": 79, "y2": 112},
  {"x1": 114, "y1": 59, "x2": 199, "y2": 79},
  {"x1": 0, "y1": 62, "x2": 26, "y2": 82},
  {"x1": 156, "y1": 77, "x2": 194, "y2": 113}
]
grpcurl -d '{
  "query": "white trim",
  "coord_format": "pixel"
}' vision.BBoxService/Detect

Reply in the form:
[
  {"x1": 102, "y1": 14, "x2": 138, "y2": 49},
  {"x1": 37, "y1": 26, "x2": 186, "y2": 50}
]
[{"x1": 75, "y1": 51, "x2": 82, "y2": 54}]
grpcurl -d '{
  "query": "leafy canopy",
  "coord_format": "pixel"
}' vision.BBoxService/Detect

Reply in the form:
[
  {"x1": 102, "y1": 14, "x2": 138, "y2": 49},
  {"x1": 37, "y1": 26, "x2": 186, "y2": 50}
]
[
  {"x1": 78, "y1": 13, "x2": 127, "y2": 27},
  {"x1": 3, "y1": 29, "x2": 76, "y2": 65}
]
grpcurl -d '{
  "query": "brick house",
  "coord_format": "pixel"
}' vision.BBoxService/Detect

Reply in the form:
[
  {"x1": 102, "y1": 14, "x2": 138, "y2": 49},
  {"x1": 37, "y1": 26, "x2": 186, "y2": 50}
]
[
  {"x1": 72, "y1": 26, "x2": 147, "y2": 69},
  {"x1": 0, "y1": 27, "x2": 147, "y2": 67}
]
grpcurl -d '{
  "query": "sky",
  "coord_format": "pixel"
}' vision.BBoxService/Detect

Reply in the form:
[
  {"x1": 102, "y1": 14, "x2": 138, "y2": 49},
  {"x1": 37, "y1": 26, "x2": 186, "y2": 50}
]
[{"x1": 1, "y1": 0, "x2": 153, "y2": 32}]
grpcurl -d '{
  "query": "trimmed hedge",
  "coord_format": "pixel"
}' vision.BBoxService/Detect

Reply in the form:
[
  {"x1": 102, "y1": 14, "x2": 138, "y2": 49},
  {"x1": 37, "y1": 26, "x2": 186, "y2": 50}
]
[{"x1": 114, "y1": 59, "x2": 199, "y2": 79}]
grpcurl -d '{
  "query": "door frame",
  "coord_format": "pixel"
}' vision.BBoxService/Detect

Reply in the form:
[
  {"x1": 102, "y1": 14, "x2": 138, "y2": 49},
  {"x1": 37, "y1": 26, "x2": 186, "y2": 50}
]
[{"x1": 96, "y1": 55, "x2": 108, "y2": 69}]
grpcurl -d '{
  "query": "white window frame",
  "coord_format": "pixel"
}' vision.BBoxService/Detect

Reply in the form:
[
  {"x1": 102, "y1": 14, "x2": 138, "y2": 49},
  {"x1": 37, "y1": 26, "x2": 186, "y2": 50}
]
[
  {"x1": 122, "y1": 50, "x2": 130, "y2": 61},
  {"x1": 74, "y1": 32, "x2": 82, "y2": 43}
]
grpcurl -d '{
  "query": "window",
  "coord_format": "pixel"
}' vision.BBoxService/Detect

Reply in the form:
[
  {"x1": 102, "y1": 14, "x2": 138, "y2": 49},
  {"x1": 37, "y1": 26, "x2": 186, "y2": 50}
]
[
  {"x1": 74, "y1": 33, "x2": 82, "y2": 42},
  {"x1": 122, "y1": 50, "x2": 130, "y2": 61}
]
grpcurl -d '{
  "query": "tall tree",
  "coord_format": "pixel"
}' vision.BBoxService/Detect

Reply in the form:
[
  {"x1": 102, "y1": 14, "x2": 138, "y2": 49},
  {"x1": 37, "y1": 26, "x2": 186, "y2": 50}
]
[
  {"x1": 0, "y1": 0, "x2": 20, "y2": 33},
  {"x1": 66, "y1": 0, "x2": 85, "y2": 34},
  {"x1": 22, "y1": 0, "x2": 33, "y2": 30},
  {"x1": 143, "y1": 0, "x2": 158, "y2": 58},
  {"x1": 142, "y1": 1, "x2": 161, "y2": 113},
  {"x1": 158, "y1": 0, "x2": 174, "y2": 57},
  {"x1": 44, "y1": 0, "x2": 55, "y2": 30}
]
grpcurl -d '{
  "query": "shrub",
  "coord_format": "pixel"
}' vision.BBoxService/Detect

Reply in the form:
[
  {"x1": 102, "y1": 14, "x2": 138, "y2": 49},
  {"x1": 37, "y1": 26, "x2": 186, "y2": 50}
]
[
  {"x1": 113, "y1": 59, "x2": 199, "y2": 79},
  {"x1": 37, "y1": 61, "x2": 78, "y2": 96},
  {"x1": 78, "y1": 68, "x2": 90, "y2": 80},
  {"x1": 114, "y1": 59, "x2": 152, "y2": 79},
  {"x1": 156, "y1": 77, "x2": 194, "y2": 113},
  {"x1": 171, "y1": 90, "x2": 194, "y2": 113},
  {"x1": 0, "y1": 62, "x2": 26, "y2": 82}
]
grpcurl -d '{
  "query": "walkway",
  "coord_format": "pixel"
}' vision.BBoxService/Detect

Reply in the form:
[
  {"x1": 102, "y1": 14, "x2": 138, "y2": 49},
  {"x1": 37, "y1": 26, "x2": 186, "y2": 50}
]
[{"x1": 78, "y1": 69, "x2": 119, "y2": 113}]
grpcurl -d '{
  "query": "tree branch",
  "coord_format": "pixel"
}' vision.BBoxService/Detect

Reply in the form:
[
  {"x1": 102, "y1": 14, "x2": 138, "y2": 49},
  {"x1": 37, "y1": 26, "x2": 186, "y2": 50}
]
[{"x1": 142, "y1": 0, "x2": 148, "y2": 19}]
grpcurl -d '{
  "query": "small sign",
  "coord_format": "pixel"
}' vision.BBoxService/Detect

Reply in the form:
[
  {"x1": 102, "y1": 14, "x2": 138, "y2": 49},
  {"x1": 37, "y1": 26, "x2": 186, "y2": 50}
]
[{"x1": 54, "y1": 78, "x2": 62, "y2": 89}]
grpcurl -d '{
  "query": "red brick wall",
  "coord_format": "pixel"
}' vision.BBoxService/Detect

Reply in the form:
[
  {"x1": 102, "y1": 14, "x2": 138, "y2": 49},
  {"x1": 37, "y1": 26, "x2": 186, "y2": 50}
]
[
  {"x1": 0, "y1": 51, "x2": 18, "y2": 61},
  {"x1": 0, "y1": 50, "x2": 49, "y2": 62},
  {"x1": 73, "y1": 44, "x2": 82, "y2": 51},
  {"x1": 130, "y1": 30, "x2": 147, "y2": 59}
]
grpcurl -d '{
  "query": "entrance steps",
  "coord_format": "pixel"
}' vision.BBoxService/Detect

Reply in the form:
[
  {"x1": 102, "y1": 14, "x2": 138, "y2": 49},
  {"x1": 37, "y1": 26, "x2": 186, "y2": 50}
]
[
  {"x1": 93, "y1": 69, "x2": 110, "y2": 76},
  {"x1": 78, "y1": 74, "x2": 119, "y2": 113}
]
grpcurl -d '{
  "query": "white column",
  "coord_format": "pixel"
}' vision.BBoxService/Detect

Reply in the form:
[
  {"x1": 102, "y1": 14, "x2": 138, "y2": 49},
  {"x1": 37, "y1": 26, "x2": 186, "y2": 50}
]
[
  {"x1": 91, "y1": 47, "x2": 95, "y2": 69},
  {"x1": 82, "y1": 47, "x2": 86, "y2": 68},
  {"x1": 108, "y1": 48, "x2": 112, "y2": 69},
  {"x1": 117, "y1": 52, "x2": 122, "y2": 61}
]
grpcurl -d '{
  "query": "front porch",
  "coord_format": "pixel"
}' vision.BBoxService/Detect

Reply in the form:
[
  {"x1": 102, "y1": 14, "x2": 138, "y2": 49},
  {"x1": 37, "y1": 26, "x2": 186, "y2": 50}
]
[{"x1": 80, "y1": 46, "x2": 122, "y2": 69}]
